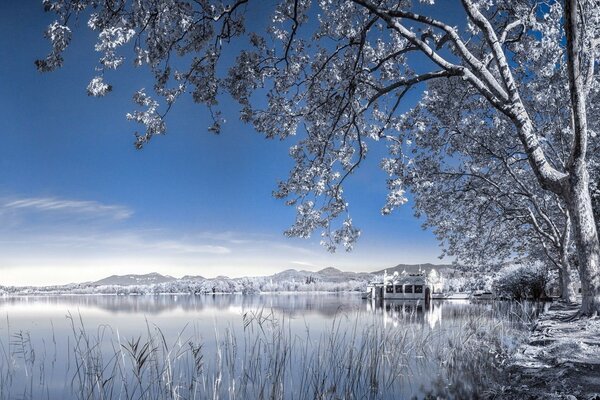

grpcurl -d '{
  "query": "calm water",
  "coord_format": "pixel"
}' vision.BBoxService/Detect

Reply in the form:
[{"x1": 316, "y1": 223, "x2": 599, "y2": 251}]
[{"x1": 0, "y1": 294, "x2": 541, "y2": 399}]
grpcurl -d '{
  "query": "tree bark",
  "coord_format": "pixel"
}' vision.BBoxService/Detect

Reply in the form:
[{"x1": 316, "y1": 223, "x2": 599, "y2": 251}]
[
  {"x1": 558, "y1": 212, "x2": 576, "y2": 303},
  {"x1": 564, "y1": 164, "x2": 600, "y2": 315},
  {"x1": 562, "y1": 0, "x2": 600, "y2": 316},
  {"x1": 558, "y1": 259, "x2": 576, "y2": 303}
]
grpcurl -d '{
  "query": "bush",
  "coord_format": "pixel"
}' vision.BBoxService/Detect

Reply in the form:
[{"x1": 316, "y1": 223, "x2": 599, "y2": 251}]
[{"x1": 493, "y1": 262, "x2": 549, "y2": 300}]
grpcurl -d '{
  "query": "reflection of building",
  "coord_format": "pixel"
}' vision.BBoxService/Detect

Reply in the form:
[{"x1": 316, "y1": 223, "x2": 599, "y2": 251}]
[
  {"x1": 425, "y1": 301, "x2": 442, "y2": 329},
  {"x1": 366, "y1": 298, "x2": 443, "y2": 329},
  {"x1": 366, "y1": 269, "x2": 434, "y2": 302},
  {"x1": 382, "y1": 302, "x2": 425, "y2": 327}
]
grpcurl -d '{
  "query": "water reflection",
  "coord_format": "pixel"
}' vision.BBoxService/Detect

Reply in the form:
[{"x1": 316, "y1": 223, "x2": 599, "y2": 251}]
[
  {"x1": 0, "y1": 293, "x2": 363, "y2": 318},
  {"x1": 366, "y1": 297, "x2": 543, "y2": 331},
  {"x1": 0, "y1": 294, "x2": 543, "y2": 330},
  {"x1": 0, "y1": 294, "x2": 542, "y2": 400}
]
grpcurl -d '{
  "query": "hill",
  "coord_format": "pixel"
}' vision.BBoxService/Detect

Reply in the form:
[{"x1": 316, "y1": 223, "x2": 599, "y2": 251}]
[
  {"x1": 181, "y1": 275, "x2": 205, "y2": 281},
  {"x1": 92, "y1": 272, "x2": 177, "y2": 286},
  {"x1": 270, "y1": 269, "x2": 314, "y2": 282},
  {"x1": 88, "y1": 265, "x2": 459, "y2": 288},
  {"x1": 314, "y1": 267, "x2": 374, "y2": 282}
]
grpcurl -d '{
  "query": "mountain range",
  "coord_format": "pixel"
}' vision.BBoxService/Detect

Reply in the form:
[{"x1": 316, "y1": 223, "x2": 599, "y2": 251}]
[
  {"x1": 92, "y1": 272, "x2": 177, "y2": 286},
  {"x1": 88, "y1": 264, "x2": 455, "y2": 287}
]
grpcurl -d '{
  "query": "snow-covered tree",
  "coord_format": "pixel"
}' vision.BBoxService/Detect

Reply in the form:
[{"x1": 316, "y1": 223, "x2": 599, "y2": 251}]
[{"x1": 37, "y1": 0, "x2": 600, "y2": 315}]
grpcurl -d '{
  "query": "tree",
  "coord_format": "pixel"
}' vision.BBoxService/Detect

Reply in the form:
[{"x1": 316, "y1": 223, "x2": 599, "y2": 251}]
[
  {"x1": 394, "y1": 73, "x2": 577, "y2": 302},
  {"x1": 37, "y1": 0, "x2": 600, "y2": 315}
]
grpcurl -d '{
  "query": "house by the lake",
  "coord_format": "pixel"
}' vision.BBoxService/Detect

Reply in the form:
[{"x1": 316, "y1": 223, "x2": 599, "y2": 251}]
[{"x1": 366, "y1": 269, "x2": 443, "y2": 302}]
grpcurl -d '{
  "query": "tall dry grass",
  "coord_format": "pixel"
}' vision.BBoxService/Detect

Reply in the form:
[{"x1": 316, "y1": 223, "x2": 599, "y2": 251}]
[{"x1": 0, "y1": 301, "x2": 540, "y2": 400}]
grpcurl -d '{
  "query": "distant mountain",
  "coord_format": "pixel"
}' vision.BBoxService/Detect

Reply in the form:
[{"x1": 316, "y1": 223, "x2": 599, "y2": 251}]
[
  {"x1": 268, "y1": 267, "x2": 372, "y2": 283},
  {"x1": 372, "y1": 263, "x2": 457, "y2": 276},
  {"x1": 316, "y1": 267, "x2": 342, "y2": 275},
  {"x1": 86, "y1": 264, "x2": 458, "y2": 289},
  {"x1": 89, "y1": 268, "x2": 372, "y2": 288},
  {"x1": 181, "y1": 275, "x2": 205, "y2": 281},
  {"x1": 315, "y1": 267, "x2": 373, "y2": 282},
  {"x1": 92, "y1": 272, "x2": 177, "y2": 286},
  {"x1": 270, "y1": 269, "x2": 314, "y2": 282}
]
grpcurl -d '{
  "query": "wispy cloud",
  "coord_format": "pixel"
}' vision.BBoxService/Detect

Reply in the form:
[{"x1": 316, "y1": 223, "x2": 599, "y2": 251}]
[
  {"x1": 189, "y1": 231, "x2": 317, "y2": 255},
  {"x1": 291, "y1": 260, "x2": 317, "y2": 267},
  {"x1": 140, "y1": 239, "x2": 231, "y2": 255},
  {"x1": 2, "y1": 197, "x2": 133, "y2": 220},
  {"x1": 0, "y1": 230, "x2": 230, "y2": 255}
]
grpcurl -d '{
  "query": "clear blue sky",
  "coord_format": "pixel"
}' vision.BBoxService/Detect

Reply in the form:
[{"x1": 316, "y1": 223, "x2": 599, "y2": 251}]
[{"x1": 0, "y1": 1, "x2": 454, "y2": 285}]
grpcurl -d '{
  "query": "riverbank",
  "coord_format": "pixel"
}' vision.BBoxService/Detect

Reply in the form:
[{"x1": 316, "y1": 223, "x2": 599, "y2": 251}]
[{"x1": 498, "y1": 302, "x2": 600, "y2": 399}]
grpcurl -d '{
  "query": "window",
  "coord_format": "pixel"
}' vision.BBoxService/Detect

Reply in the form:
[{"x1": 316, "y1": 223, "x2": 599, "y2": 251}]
[
  {"x1": 395, "y1": 285, "x2": 403, "y2": 293},
  {"x1": 386, "y1": 285, "x2": 394, "y2": 293},
  {"x1": 405, "y1": 285, "x2": 413, "y2": 293},
  {"x1": 415, "y1": 285, "x2": 423, "y2": 294}
]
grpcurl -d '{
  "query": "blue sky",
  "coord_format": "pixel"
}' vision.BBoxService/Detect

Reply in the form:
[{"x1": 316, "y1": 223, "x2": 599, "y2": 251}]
[{"x1": 0, "y1": 1, "x2": 450, "y2": 285}]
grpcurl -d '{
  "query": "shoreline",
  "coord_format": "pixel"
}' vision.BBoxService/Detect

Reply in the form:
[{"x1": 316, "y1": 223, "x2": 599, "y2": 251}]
[
  {"x1": 0, "y1": 290, "x2": 364, "y2": 297},
  {"x1": 498, "y1": 302, "x2": 600, "y2": 399}
]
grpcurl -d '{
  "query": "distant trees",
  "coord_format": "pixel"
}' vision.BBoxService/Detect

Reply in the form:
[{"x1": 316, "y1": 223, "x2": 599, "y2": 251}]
[
  {"x1": 0, "y1": 277, "x2": 369, "y2": 295},
  {"x1": 37, "y1": 0, "x2": 600, "y2": 315},
  {"x1": 441, "y1": 273, "x2": 492, "y2": 294}
]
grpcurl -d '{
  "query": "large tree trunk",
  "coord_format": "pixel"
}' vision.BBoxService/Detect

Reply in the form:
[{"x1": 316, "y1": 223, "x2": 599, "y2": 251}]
[
  {"x1": 561, "y1": 0, "x2": 600, "y2": 316},
  {"x1": 558, "y1": 260, "x2": 576, "y2": 303},
  {"x1": 564, "y1": 165, "x2": 600, "y2": 315},
  {"x1": 559, "y1": 213, "x2": 576, "y2": 303}
]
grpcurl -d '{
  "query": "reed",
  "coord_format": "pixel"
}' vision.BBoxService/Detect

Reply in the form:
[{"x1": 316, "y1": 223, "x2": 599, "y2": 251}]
[{"x1": 0, "y1": 301, "x2": 537, "y2": 400}]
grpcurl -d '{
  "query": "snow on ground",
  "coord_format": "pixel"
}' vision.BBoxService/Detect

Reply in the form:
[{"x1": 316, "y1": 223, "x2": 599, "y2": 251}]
[{"x1": 504, "y1": 302, "x2": 600, "y2": 399}]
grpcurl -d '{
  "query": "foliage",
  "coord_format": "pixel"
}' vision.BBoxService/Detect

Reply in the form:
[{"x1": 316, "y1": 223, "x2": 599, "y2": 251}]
[
  {"x1": 35, "y1": 0, "x2": 600, "y2": 257},
  {"x1": 493, "y1": 262, "x2": 551, "y2": 301},
  {"x1": 443, "y1": 273, "x2": 493, "y2": 294}
]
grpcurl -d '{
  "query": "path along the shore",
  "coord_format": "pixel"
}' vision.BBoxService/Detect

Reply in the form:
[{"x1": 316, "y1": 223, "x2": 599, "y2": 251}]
[{"x1": 501, "y1": 302, "x2": 600, "y2": 399}]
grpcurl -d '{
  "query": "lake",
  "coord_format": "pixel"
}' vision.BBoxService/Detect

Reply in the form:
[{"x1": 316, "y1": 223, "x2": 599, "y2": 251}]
[{"x1": 0, "y1": 294, "x2": 542, "y2": 399}]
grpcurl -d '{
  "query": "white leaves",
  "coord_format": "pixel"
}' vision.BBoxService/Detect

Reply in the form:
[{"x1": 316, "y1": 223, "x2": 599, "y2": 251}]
[
  {"x1": 48, "y1": 21, "x2": 71, "y2": 44},
  {"x1": 87, "y1": 12, "x2": 99, "y2": 29},
  {"x1": 86, "y1": 76, "x2": 112, "y2": 97},
  {"x1": 134, "y1": 46, "x2": 149, "y2": 67},
  {"x1": 126, "y1": 90, "x2": 165, "y2": 148},
  {"x1": 286, "y1": 201, "x2": 323, "y2": 239},
  {"x1": 95, "y1": 26, "x2": 136, "y2": 69},
  {"x1": 333, "y1": 218, "x2": 361, "y2": 252},
  {"x1": 382, "y1": 178, "x2": 408, "y2": 215},
  {"x1": 252, "y1": 96, "x2": 299, "y2": 139},
  {"x1": 35, "y1": 22, "x2": 71, "y2": 72},
  {"x1": 95, "y1": 26, "x2": 136, "y2": 51}
]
